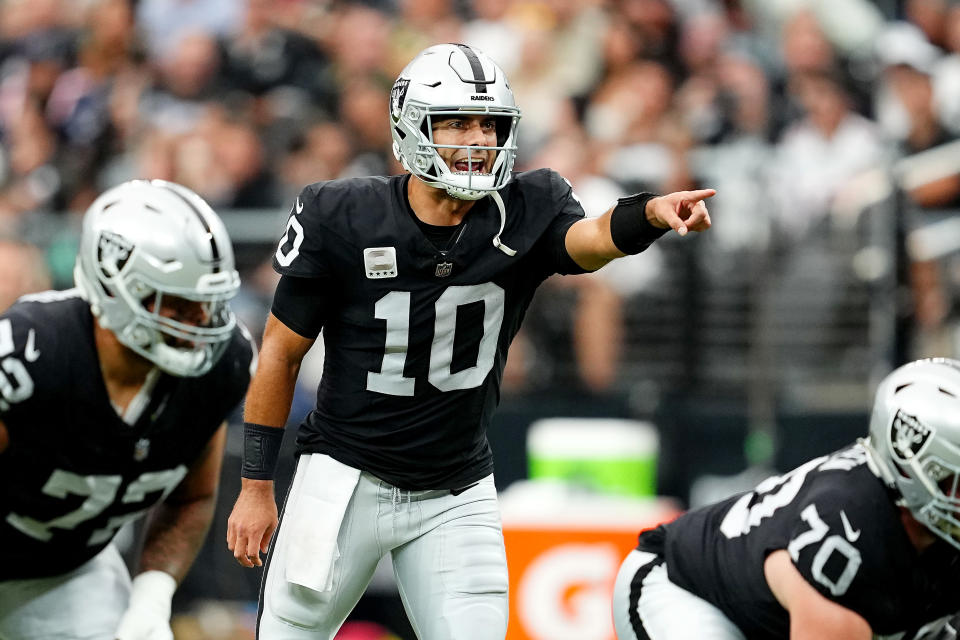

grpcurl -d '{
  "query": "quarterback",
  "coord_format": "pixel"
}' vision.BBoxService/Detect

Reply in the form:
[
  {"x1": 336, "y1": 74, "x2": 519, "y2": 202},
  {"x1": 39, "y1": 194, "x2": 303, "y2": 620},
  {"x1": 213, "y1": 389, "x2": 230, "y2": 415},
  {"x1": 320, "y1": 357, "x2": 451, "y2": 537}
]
[
  {"x1": 614, "y1": 358, "x2": 960, "y2": 640},
  {"x1": 227, "y1": 43, "x2": 712, "y2": 639},
  {"x1": 0, "y1": 180, "x2": 255, "y2": 640}
]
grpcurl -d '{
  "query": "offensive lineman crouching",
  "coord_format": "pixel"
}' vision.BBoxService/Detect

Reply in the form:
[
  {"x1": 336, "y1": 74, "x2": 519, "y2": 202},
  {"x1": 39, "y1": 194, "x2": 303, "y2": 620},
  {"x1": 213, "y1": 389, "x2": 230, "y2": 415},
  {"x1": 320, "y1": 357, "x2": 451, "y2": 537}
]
[
  {"x1": 0, "y1": 180, "x2": 255, "y2": 640},
  {"x1": 614, "y1": 358, "x2": 960, "y2": 640}
]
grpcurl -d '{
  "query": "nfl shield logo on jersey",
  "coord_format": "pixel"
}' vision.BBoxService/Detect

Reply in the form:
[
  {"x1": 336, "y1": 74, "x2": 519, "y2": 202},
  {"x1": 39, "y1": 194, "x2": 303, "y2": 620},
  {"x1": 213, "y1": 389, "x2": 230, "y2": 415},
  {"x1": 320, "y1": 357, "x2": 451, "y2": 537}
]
[
  {"x1": 890, "y1": 410, "x2": 932, "y2": 461},
  {"x1": 435, "y1": 261, "x2": 453, "y2": 278},
  {"x1": 133, "y1": 438, "x2": 151, "y2": 461}
]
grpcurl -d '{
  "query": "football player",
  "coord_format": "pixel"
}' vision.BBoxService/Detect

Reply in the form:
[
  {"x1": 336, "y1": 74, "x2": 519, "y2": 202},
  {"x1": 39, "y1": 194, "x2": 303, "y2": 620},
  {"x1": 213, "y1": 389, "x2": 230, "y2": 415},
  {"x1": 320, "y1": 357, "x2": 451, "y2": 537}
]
[
  {"x1": 0, "y1": 180, "x2": 256, "y2": 640},
  {"x1": 613, "y1": 358, "x2": 960, "y2": 640},
  {"x1": 226, "y1": 43, "x2": 712, "y2": 640}
]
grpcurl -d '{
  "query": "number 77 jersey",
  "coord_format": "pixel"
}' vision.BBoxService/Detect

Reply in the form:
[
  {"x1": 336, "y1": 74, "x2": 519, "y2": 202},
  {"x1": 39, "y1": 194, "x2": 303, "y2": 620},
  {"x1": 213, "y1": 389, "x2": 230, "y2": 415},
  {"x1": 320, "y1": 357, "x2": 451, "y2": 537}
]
[
  {"x1": 658, "y1": 444, "x2": 960, "y2": 638},
  {"x1": 272, "y1": 170, "x2": 586, "y2": 491},
  {"x1": 0, "y1": 291, "x2": 254, "y2": 580}
]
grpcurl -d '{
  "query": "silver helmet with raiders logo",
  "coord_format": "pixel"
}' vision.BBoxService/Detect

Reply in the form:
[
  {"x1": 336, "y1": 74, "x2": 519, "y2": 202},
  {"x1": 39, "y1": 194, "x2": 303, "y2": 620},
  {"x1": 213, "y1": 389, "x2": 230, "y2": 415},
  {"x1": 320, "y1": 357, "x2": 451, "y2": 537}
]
[
  {"x1": 74, "y1": 180, "x2": 240, "y2": 377},
  {"x1": 865, "y1": 358, "x2": 960, "y2": 550},
  {"x1": 389, "y1": 43, "x2": 521, "y2": 201}
]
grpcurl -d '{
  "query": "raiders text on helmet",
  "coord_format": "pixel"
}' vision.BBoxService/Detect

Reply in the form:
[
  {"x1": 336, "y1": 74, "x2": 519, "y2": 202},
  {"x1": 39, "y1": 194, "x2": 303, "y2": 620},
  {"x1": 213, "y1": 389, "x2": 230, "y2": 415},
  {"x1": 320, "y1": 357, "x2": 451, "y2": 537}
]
[{"x1": 74, "y1": 180, "x2": 240, "y2": 376}]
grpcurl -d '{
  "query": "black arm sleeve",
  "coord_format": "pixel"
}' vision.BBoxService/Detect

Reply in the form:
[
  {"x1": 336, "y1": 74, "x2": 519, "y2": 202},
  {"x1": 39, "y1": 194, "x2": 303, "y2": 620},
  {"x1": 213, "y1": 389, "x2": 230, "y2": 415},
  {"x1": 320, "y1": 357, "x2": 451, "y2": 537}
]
[{"x1": 270, "y1": 275, "x2": 336, "y2": 339}]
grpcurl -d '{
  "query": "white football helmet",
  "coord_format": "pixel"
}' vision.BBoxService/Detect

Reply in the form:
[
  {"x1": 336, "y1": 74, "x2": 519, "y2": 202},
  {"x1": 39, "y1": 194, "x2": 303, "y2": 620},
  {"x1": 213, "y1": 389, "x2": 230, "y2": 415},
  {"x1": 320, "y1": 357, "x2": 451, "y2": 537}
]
[
  {"x1": 74, "y1": 180, "x2": 240, "y2": 377},
  {"x1": 864, "y1": 358, "x2": 960, "y2": 551},
  {"x1": 390, "y1": 43, "x2": 521, "y2": 201}
]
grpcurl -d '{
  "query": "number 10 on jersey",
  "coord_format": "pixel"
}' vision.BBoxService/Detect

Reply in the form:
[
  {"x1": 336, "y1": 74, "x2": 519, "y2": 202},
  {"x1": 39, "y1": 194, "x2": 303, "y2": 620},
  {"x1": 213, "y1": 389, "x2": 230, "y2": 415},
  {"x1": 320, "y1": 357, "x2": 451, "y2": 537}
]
[{"x1": 367, "y1": 283, "x2": 505, "y2": 396}]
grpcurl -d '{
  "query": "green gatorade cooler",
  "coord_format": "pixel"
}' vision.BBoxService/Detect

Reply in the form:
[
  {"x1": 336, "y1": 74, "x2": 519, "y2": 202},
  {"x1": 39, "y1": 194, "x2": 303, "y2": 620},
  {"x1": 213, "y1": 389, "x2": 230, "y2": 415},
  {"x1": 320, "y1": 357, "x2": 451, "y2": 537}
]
[{"x1": 527, "y1": 418, "x2": 659, "y2": 497}]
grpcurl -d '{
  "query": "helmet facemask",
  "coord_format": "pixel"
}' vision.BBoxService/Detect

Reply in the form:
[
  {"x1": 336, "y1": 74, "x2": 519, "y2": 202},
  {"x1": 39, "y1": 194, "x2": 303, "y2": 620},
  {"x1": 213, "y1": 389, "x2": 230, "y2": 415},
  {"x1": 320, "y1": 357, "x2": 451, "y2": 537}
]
[
  {"x1": 913, "y1": 457, "x2": 960, "y2": 549},
  {"x1": 108, "y1": 271, "x2": 238, "y2": 378},
  {"x1": 404, "y1": 106, "x2": 520, "y2": 201}
]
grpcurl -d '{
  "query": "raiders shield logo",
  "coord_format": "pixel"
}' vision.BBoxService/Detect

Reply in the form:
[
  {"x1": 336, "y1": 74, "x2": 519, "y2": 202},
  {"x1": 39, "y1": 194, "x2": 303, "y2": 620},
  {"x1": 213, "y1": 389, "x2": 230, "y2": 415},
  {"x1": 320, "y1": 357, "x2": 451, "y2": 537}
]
[
  {"x1": 390, "y1": 78, "x2": 410, "y2": 122},
  {"x1": 97, "y1": 230, "x2": 134, "y2": 279},
  {"x1": 890, "y1": 410, "x2": 933, "y2": 461}
]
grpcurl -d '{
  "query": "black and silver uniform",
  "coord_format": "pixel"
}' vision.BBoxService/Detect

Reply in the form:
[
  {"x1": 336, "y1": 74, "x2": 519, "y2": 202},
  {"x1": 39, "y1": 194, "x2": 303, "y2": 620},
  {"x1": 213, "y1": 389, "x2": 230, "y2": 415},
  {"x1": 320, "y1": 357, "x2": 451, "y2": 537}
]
[
  {"x1": 0, "y1": 291, "x2": 254, "y2": 580},
  {"x1": 641, "y1": 444, "x2": 960, "y2": 638},
  {"x1": 272, "y1": 169, "x2": 586, "y2": 490}
]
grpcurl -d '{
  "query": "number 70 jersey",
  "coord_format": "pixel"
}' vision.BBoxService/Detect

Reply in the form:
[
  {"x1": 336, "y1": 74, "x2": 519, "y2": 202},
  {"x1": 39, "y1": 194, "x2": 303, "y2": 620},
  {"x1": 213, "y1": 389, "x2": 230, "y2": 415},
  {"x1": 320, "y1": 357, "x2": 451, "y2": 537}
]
[
  {"x1": 273, "y1": 170, "x2": 586, "y2": 490},
  {"x1": 658, "y1": 444, "x2": 960, "y2": 638}
]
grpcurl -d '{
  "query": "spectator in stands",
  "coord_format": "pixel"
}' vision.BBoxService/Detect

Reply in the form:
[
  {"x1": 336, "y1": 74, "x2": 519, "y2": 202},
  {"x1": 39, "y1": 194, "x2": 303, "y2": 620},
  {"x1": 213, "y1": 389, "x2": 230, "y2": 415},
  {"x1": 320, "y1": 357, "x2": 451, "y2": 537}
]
[
  {"x1": 768, "y1": 68, "x2": 885, "y2": 238},
  {"x1": 335, "y1": 77, "x2": 393, "y2": 177},
  {"x1": 45, "y1": 0, "x2": 138, "y2": 212},
  {"x1": 277, "y1": 120, "x2": 356, "y2": 202},
  {"x1": 935, "y1": 4, "x2": 960, "y2": 134},
  {"x1": 0, "y1": 239, "x2": 51, "y2": 312},
  {"x1": 208, "y1": 114, "x2": 282, "y2": 209},
  {"x1": 0, "y1": 98, "x2": 59, "y2": 217},
  {"x1": 875, "y1": 25, "x2": 960, "y2": 361},
  {"x1": 139, "y1": 30, "x2": 223, "y2": 136},
  {"x1": 217, "y1": 0, "x2": 339, "y2": 121},
  {"x1": 588, "y1": 60, "x2": 688, "y2": 194},
  {"x1": 904, "y1": 0, "x2": 952, "y2": 51},
  {"x1": 136, "y1": 0, "x2": 241, "y2": 62},
  {"x1": 460, "y1": 0, "x2": 523, "y2": 76}
]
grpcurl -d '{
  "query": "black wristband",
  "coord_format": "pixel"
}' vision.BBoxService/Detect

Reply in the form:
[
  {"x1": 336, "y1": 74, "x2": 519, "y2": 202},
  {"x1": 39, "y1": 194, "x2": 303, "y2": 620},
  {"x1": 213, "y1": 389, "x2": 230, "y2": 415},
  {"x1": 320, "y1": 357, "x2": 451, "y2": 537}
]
[
  {"x1": 241, "y1": 422, "x2": 284, "y2": 480},
  {"x1": 609, "y1": 192, "x2": 666, "y2": 255}
]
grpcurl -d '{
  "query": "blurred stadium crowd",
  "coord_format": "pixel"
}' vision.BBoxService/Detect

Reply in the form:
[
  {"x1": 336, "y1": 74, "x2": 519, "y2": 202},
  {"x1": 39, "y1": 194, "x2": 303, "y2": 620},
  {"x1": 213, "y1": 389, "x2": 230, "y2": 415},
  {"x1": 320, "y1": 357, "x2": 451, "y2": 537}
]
[
  {"x1": 1, "y1": 0, "x2": 959, "y2": 379},
  {"x1": 2, "y1": 0, "x2": 960, "y2": 637},
  {"x1": 0, "y1": 0, "x2": 956, "y2": 214}
]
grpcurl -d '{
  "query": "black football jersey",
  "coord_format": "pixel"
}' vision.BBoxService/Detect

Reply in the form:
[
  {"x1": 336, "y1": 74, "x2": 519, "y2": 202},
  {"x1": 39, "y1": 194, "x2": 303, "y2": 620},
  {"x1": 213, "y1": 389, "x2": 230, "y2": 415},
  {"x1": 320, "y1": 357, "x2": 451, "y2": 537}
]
[
  {"x1": 272, "y1": 169, "x2": 587, "y2": 489},
  {"x1": 0, "y1": 290, "x2": 254, "y2": 579},
  {"x1": 649, "y1": 444, "x2": 960, "y2": 638}
]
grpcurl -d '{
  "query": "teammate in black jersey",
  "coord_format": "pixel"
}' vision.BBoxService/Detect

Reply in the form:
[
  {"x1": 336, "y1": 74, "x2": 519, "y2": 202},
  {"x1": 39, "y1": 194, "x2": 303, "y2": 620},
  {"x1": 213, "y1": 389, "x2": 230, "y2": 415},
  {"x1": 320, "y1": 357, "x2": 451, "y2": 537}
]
[
  {"x1": 225, "y1": 43, "x2": 713, "y2": 640},
  {"x1": 613, "y1": 358, "x2": 960, "y2": 640},
  {"x1": 0, "y1": 180, "x2": 255, "y2": 640}
]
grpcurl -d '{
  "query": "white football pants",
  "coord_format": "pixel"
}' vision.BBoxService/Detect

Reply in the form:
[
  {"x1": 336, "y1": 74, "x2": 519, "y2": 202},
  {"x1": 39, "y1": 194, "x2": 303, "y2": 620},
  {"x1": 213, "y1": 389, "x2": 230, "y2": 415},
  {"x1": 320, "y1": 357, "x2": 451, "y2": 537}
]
[
  {"x1": 258, "y1": 454, "x2": 509, "y2": 639},
  {"x1": 0, "y1": 544, "x2": 131, "y2": 640},
  {"x1": 612, "y1": 549, "x2": 747, "y2": 640}
]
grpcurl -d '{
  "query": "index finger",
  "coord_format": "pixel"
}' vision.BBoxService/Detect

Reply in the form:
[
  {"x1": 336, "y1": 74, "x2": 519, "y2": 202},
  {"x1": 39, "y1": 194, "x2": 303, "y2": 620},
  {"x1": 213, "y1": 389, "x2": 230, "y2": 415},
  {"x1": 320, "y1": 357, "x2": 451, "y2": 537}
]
[{"x1": 679, "y1": 188, "x2": 716, "y2": 203}]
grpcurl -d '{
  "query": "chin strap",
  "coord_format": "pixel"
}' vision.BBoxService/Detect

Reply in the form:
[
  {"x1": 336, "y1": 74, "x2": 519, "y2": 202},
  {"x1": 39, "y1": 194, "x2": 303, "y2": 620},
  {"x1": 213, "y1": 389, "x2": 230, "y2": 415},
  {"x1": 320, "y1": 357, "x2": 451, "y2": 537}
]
[
  {"x1": 490, "y1": 191, "x2": 516, "y2": 256},
  {"x1": 859, "y1": 437, "x2": 893, "y2": 483},
  {"x1": 860, "y1": 437, "x2": 910, "y2": 509}
]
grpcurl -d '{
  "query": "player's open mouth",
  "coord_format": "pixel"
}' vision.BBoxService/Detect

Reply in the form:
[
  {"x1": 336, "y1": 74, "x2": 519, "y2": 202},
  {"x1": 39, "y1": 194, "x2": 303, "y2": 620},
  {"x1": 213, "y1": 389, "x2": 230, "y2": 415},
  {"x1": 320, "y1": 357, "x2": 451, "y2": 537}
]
[{"x1": 453, "y1": 159, "x2": 485, "y2": 173}]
